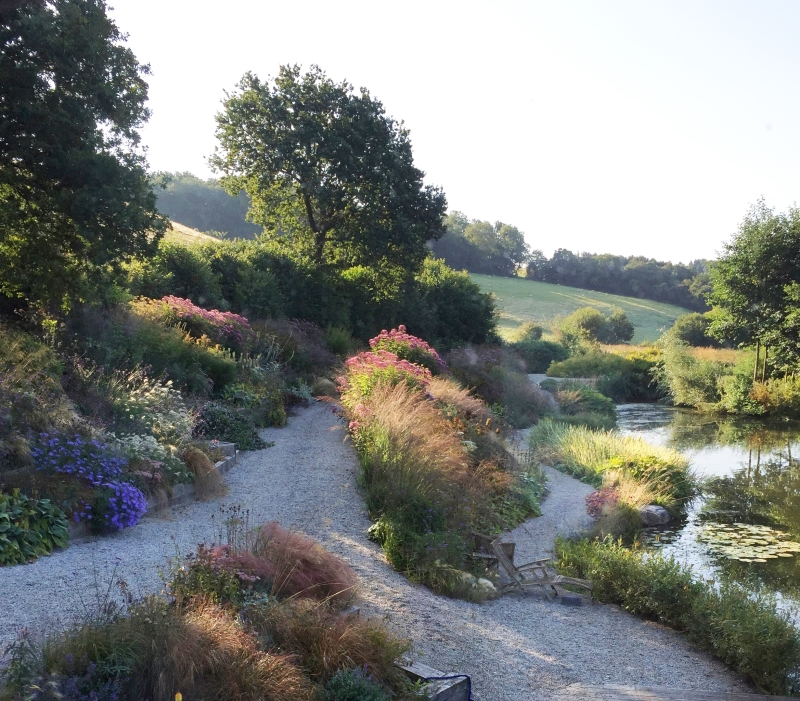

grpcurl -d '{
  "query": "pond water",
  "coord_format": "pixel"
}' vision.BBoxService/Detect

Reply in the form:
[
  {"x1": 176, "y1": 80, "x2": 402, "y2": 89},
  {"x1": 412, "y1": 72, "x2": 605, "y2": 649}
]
[{"x1": 616, "y1": 404, "x2": 800, "y2": 611}]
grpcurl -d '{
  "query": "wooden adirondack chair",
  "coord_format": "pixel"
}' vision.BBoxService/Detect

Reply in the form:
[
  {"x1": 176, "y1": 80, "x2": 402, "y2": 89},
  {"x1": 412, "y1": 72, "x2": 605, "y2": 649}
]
[{"x1": 472, "y1": 533, "x2": 592, "y2": 601}]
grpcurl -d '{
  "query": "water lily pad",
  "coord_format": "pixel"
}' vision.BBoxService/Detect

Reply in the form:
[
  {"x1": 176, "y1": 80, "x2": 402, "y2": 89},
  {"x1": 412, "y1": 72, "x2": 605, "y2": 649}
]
[{"x1": 698, "y1": 523, "x2": 800, "y2": 563}]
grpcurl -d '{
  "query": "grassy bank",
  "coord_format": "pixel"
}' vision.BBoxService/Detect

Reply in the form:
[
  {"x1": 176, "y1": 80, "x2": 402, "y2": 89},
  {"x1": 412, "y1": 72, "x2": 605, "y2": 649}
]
[
  {"x1": 470, "y1": 274, "x2": 690, "y2": 343},
  {"x1": 556, "y1": 538, "x2": 800, "y2": 696}
]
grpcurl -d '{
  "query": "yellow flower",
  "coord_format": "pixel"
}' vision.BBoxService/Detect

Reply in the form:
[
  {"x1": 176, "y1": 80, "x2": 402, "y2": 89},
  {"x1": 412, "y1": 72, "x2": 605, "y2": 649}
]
[{"x1": 175, "y1": 694, "x2": 183, "y2": 701}]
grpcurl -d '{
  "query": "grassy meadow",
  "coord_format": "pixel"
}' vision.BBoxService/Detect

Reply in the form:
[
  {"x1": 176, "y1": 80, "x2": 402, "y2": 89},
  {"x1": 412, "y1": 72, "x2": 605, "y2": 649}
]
[
  {"x1": 471, "y1": 273, "x2": 691, "y2": 343},
  {"x1": 164, "y1": 221, "x2": 222, "y2": 246}
]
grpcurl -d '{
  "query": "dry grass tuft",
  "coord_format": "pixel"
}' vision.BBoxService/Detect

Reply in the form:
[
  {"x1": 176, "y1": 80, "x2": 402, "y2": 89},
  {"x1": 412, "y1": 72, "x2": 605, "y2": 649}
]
[
  {"x1": 253, "y1": 522, "x2": 358, "y2": 605},
  {"x1": 247, "y1": 598, "x2": 409, "y2": 686},
  {"x1": 128, "y1": 599, "x2": 312, "y2": 701},
  {"x1": 183, "y1": 446, "x2": 226, "y2": 499}
]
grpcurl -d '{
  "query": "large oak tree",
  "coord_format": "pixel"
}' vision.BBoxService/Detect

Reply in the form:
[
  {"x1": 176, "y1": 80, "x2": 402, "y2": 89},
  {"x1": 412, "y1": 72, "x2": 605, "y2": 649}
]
[
  {"x1": 0, "y1": 0, "x2": 165, "y2": 308},
  {"x1": 211, "y1": 65, "x2": 447, "y2": 272}
]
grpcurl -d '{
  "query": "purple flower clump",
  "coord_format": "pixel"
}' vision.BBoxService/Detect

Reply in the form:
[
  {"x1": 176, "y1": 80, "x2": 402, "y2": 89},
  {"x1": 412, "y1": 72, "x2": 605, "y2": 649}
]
[
  {"x1": 31, "y1": 434, "x2": 126, "y2": 485},
  {"x1": 32, "y1": 434, "x2": 147, "y2": 530}
]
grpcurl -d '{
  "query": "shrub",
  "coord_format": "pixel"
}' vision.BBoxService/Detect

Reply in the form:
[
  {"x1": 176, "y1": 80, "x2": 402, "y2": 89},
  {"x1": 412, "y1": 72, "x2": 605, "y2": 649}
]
[
  {"x1": 248, "y1": 598, "x2": 408, "y2": 689},
  {"x1": 550, "y1": 381, "x2": 617, "y2": 430},
  {"x1": 415, "y1": 258, "x2": 498, "y2": 349},
  {"x1": 324, "y1": 325, "x2": 359, "y2": 357},
  {"x1": 126, "y1": 239, "x2": 224, "y2": 307},
  {"x1": 344, "y1": 379, "x2": 536, "y2": 598},
  {"x1": 555, "y1": 538, "x2": 800, "y2": 695},
  {"x1": 0, "y1": 324, "x2": 73, "y2": 470},
  {"x1": 182, "y1": 447, "x2": 225, "y2": 500},
  {"x1": 68, "y1": 304, "x2": 238, "y2": 394},
  {"x1": 369, "y1": 325, "x2": 447, "y2": 374},
  {"x1": 252, "y1": 522, "x2": 359, "y2": 604},
  {"x1": 560, "y1": 307, "x2": 634, "y2": 346},
  {"x1": 548, "y1": 350, "x2": 659, "y2": 402},
  {"x1": 110, "y1": 374, "x2": 196, "y2": 444},
  {"x1": 509, "y1": 321, "x2": 543, "y2": 342},
  {"x1": 446, "y1": 345, "x2": 551, "y2": 427},
  {"x1": 324, "y1": 667, "x2": 389, "y2": 701},
  {"x1": 666, "y1": 312, "x2": 719, "y2": 347},
  {"x1": 0, "y1": 491, "x2": 68, "y2": 566},
  {"x1": 510, "y1": 338, "x2": 569, "y2": 373},
  {"x1": 195, "y1": 402, "x2": 266, "y2": 451},
  {"x1": 654, "y1": 337, "x2": 731, "y2": 408}
]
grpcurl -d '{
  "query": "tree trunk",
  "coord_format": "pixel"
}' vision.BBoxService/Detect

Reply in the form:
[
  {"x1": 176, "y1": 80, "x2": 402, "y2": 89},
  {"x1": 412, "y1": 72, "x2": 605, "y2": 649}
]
[
  {"x1": 761, "y1": 346, "x2": 769, "y2": 383},
  {"x1": 753, "y1": 339, "x2": 761, "y2": 382},
  {"x1": 301, "y1": 191, "x2": 326, "y2": 266}
]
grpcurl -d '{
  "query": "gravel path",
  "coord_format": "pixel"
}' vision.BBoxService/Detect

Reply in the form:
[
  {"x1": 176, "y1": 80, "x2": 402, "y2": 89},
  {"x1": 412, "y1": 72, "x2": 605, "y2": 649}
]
[{"x1": 0, "y1": 404, "x2": 750, "y2": 699}]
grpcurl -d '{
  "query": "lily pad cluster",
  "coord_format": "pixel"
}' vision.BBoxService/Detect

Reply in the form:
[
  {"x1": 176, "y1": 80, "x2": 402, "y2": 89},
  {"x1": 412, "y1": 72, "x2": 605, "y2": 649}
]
[{"x1": 698, "y1": 522, "x2": 800, "y2": 563}]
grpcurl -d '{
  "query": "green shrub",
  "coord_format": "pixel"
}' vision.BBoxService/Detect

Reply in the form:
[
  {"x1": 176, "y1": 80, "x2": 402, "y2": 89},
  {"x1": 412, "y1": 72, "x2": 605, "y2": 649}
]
[
  {"x1": 548, "y1": 350, "x2": 659, "y2": 402},
  {"x1": 556, "y1": 538, "x2": 800, "y2": 695},
  {"x1": 0, "y1": 491, "x2": 68, "y2": 566},
  {"x1": 549, "y1": 381, "x2": 617, "y2": 429},
  {"x1": 324, "y1": 667, "x2": 389, "y2": 701},
  {"x1": 559, "y1": 307, "x2": 634, "y2": 346},
  {"x1": 654, "y1": 338, "x2": 730, "y2": 408},
  {"x1": 324, "y1": 325, "x2": 359, "y2": 356},
  {"x1": 510, "y1": 339, "x2": 569, "y2": 373},
  {"x1": 126, "y1": 240, "x2": 223, "y2": 307},
  {"x1": 666, "y1": 312, "x2": 719, "y2": 347},
  {"x1": 195, "y1": 402, "x2": 266, "y2": 450}
]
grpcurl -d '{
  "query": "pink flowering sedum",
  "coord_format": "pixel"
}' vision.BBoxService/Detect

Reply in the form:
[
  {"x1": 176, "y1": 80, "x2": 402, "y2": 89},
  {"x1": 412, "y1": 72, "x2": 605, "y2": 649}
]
[
  {"x1": 339, "y1": 349, "x2": 432, "y2": 408},
  {"x1": 135, "y1": 296, "x2": 257, "y2": 353},
  {"x1": 369, "y1": 325, "x2": 447, "y2": 374}
]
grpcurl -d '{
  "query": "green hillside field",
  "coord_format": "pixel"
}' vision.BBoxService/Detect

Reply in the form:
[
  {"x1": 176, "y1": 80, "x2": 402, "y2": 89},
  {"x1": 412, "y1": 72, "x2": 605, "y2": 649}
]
[{"x1": 470, "y1": 273, "x2": 691, "y2": 343}]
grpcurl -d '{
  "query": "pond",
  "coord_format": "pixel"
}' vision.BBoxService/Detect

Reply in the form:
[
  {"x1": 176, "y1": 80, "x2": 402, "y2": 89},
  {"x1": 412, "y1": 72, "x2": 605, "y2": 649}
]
[{"x1": 617, "y1": 404, "x2": 800, "y2": 611}]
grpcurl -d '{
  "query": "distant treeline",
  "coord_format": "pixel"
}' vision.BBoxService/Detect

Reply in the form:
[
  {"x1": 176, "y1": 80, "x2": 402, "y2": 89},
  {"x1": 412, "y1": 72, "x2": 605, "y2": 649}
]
[
  {"x1": 154, "y1": 172, "x2": 261, "y2": 239},
  {"x1": 430, "y1": 212, "x2": 710, "y2": 311},
  {"x1": 526, "y1": 250, "x2": 711, "y2": 311}
]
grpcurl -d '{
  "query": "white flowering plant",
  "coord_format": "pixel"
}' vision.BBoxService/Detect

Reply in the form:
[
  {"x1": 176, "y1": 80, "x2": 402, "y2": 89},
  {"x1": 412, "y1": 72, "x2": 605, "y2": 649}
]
[{"x1": 112, "y1": 375, "x2": 196, "y2": 445}]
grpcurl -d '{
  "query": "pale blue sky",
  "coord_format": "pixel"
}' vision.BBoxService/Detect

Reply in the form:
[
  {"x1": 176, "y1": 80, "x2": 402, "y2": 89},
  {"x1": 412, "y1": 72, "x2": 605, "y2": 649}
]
[{"x1": 109, "y1": 1, "x2": 800, "y2": 262}]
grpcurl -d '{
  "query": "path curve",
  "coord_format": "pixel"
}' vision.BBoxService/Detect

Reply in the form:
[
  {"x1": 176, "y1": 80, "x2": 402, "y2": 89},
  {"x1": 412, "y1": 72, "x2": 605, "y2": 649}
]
[{"x1": 0, "y1": 404, "x2": 750, "y2": 700}]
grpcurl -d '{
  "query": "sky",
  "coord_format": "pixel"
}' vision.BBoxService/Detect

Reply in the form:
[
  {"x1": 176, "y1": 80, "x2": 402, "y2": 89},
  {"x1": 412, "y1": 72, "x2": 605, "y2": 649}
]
[{"x1": 108, "y1": 0, "x2": 800, "y2": 263}]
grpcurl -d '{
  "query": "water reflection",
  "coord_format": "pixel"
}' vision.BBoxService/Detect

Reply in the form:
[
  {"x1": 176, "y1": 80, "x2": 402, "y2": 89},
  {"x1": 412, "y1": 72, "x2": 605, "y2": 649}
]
[{"x1": 617, "y1": 404, "x2": 800, "y2": 608}]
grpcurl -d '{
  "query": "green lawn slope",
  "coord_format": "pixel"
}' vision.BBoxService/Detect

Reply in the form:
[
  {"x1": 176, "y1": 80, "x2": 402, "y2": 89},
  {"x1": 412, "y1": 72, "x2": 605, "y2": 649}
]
[{"x1": 470, "y1": 273, "x2": 690, "y2": 343}]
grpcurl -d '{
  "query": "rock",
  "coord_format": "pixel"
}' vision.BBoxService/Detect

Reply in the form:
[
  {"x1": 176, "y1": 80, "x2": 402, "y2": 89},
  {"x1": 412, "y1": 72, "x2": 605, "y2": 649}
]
[{"x1": 639, "y1": 505, "x2": 671, "y2": 526}]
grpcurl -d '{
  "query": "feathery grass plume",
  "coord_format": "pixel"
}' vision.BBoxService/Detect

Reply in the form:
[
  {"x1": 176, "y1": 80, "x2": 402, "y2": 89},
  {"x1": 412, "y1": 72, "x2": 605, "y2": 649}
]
[{"x1": 427, "y1": 376, "x2": 489, "y2": 420}]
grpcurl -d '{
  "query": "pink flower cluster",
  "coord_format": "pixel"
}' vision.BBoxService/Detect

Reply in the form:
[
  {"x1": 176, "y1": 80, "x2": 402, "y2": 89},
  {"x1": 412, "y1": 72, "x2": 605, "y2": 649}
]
[
  {"x1": 161, "y1": 296, "x2": 255, "y2": 350},
  {"x1": 345, "y1": 349, "x2": 433, "y2": 383},
  {"x1": 369, "y1": 325, "x2": 447, "y2": 373}
]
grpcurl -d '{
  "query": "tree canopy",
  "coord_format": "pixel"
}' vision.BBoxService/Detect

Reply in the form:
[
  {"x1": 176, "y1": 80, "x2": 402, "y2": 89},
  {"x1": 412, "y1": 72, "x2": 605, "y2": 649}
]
[
  {"x1": 211, "y1": 65, "x2": 446, "y2": 272},
  {"x1": 709, "y1": 201, "x2": 800, "y2": 372},
  {"x1": 429, "y1": 211, "x2": 531, "y2": 276},
  {"x1": 0, "y1": 0, "x2": 165, "y2": 308}
]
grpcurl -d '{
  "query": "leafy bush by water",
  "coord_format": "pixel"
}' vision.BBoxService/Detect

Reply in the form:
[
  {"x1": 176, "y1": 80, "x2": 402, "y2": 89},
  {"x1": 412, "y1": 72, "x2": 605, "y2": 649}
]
[{"x1": 555, "y1": 538, "x2": 800, "y2": 695}]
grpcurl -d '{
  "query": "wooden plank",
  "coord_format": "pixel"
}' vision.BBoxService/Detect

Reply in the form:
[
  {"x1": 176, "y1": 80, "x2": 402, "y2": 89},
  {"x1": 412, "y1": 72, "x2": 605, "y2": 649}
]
[{"x1": 555, "y1": 684, "x2": 794, "y2": 701}]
